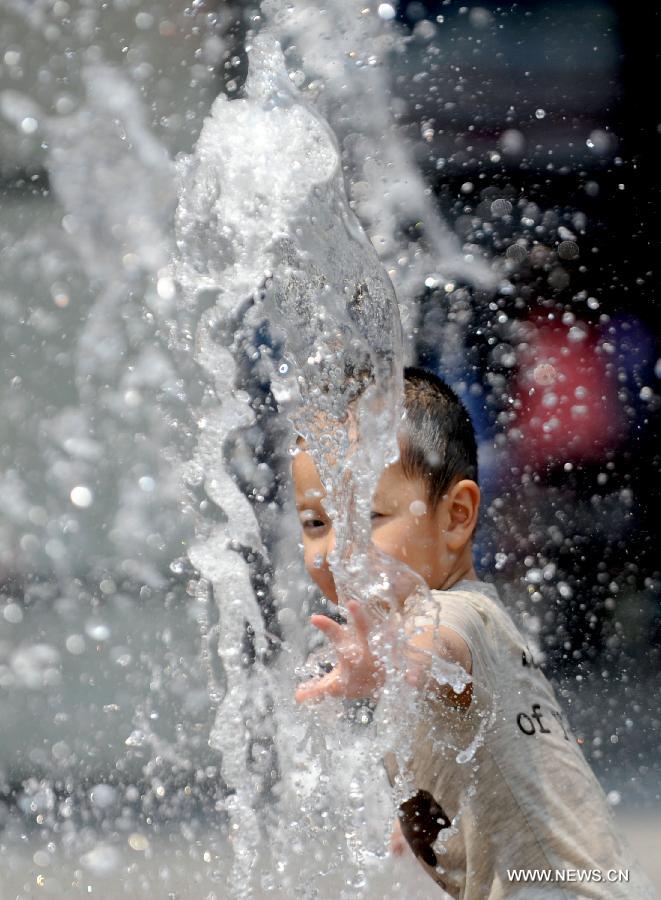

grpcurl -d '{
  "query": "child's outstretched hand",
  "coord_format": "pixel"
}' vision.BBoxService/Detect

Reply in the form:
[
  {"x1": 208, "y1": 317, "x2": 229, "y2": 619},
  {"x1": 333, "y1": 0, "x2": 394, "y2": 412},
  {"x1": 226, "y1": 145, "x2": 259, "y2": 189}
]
[{"x1": 295, "y1": 600, "x2": 385, "y2": 703}]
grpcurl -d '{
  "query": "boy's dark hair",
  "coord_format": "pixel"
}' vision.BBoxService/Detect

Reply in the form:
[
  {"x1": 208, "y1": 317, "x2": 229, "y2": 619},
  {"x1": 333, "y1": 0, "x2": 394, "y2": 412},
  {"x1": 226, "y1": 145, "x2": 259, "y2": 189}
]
[{"x1": 400, "y1": 367, "x2": 478, "y2": 511}]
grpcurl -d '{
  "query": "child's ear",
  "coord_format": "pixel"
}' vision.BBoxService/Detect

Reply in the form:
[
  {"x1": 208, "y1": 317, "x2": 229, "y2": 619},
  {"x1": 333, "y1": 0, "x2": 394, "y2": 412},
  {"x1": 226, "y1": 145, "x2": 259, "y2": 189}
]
[{"x1": 445, "y1": 480, "x2": 480, "y2": 551}]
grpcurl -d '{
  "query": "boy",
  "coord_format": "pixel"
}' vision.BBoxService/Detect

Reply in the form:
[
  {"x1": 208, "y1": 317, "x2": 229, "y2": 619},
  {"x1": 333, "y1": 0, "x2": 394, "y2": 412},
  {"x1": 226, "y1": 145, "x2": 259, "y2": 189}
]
[{"x1": 292, "y1": 367, "x2": 657, "y2": 899}]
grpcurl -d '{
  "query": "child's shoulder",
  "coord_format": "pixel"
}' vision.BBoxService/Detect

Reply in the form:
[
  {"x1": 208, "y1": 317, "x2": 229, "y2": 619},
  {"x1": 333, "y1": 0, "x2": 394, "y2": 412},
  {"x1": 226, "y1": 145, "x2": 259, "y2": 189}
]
[
  {"x1": 420, "y1": 579, "x2": 526, "y2": 658},
  {"x1": 433, "y1": 578, "x2": 501, "y2": 605},
  {"x1": 427, "y1": 579, "x2": 504, "y2": 624}
]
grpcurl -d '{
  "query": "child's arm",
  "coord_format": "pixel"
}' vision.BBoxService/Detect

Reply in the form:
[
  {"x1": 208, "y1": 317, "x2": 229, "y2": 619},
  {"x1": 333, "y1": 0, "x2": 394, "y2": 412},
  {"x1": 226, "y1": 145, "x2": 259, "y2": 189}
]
[
  {"x1": 404, "y1": 622, "x2": 473, "y2": 709},
  {"x1": 295, "y1": 602, "x2": 472, "y2": 709}
]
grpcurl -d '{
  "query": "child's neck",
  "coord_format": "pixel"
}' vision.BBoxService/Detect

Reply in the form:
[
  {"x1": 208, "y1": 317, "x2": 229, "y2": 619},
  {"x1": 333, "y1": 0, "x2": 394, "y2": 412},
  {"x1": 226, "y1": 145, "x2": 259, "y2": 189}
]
[
  {"x1": 437, "y1": 551, "x2": 478, "y2": 591},
  {"x1": 440, "y1": 562, "x2": 479, "y2": 591}
]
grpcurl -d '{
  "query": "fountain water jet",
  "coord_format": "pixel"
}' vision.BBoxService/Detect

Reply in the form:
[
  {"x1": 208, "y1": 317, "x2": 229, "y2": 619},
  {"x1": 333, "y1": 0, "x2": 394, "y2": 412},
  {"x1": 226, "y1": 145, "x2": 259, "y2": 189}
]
[{"x1": 174, "y1": 32, "x2": 471, "y2": 897}]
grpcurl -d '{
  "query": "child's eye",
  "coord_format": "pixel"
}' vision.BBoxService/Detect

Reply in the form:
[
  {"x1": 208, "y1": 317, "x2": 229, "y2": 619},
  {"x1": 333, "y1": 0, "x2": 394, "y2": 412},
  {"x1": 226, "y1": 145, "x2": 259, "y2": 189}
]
[
  {"x1": 300, "y1": 512, "x2": 327, "y2": 530},
  {"x1": 303, "y1": 519, "x2": 326, "y2": 529},
  {"x1": 370, "y1": 512, "x2": 385, "y2": 520}
]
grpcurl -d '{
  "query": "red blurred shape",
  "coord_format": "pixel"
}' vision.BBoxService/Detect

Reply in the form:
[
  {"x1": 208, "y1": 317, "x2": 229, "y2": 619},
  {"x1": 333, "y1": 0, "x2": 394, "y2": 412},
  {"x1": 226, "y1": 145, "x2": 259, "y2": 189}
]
[{"x1": 513, "y1": 314, "x2": 624, "y2": 468}]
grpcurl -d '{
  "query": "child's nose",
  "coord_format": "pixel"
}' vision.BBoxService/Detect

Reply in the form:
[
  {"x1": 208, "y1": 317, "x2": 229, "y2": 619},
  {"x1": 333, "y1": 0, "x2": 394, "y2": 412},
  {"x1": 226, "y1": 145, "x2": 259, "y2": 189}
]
[
  {"x1": 316, "y1": 530, "x2": 335, "y2": 569},
  {"x1": 326, "y1": 529, "x2": 336, "y2": 557}
]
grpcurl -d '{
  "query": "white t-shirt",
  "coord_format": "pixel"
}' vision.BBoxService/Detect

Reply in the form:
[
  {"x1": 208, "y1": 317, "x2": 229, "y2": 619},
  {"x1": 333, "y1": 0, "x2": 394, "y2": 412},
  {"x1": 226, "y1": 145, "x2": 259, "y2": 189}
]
[{"x1": 383, "y1": 580, "x2": 659, "y2": 899}]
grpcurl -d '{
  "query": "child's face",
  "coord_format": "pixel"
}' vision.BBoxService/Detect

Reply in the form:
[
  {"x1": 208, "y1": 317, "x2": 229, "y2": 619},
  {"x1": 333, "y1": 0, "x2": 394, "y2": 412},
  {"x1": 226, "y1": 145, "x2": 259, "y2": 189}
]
[{"x1": 292, "y1": 441, "x2": 455, "y2": 603}]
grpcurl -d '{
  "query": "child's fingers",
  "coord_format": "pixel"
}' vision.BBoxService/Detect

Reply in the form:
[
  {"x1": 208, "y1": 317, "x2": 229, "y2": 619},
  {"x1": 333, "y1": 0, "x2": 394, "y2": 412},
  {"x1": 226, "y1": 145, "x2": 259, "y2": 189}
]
[
  {"x1": 346, "y1": 600, "x2": 370, "y2": 642},
  {"x1": 390, "y1": 817, "x2": 408, "y2": 856},
  {"x1": 294, "y1": 670, "x2": 342, "y2": 704},
  {"x1": 309, "y1": 614, "x2": 344, "y2": 645},
  {"x1": 390, "y1": 833, "x2": 408, "y2": 856}
]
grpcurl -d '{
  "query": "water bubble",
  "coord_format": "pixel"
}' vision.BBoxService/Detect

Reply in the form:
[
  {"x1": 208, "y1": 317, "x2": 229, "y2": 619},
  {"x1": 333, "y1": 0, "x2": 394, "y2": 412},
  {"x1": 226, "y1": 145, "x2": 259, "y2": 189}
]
[
  {"x1": 568, "y1": 325, "x2": 587, "y2": 343},
  {"x1": 128, "y1": 833, "x2": 150, "y2": 852},
  {"x1": 3, "y1": 603, "x2": 23, "y2": 624},
  {"x1": 586, "y1": 129, "x2": 611, "y2": 154},
  {"x1": 535, "y1": 108, "x2": 546, "y2": 119},
  {"x1": 495, "y1": 553, "x2": 507, "y2": 570},
  {"x1": 85, "y1": 621, "x2": 110, "y2": 642},
  {"x1": 125, "y1": 730, "x2": 147, "y2": 748},
  {"x1": 33, "y1": 850, "x2": 50, "y2": 867},
  {"x1": 377, "y1": 2, "x2": 396, "y2": 18},
  {"x1": 80, "y1": 844, "x2": 121, "y2": 876},
  {"x1": 20, "y1": 117, "x2": 39, "y2": 134},
  {"x1": 533, "y1": 363, "x2": 557, "y2": 386},
  {"x1": 408, "y1": 500, "x2": 427, "y2": 517},
  {"x1": 65, "y1": 635, "x2": 85, "y2": 655},
  {"x1": 90, "y1": 784, "x2": 117, "y2": 809},
  {"x1": 45, "y1": 539, "x2": 66, "y2": 560},
  {"x1": 469, "y1": 7, "x2": 493, "y2": 28},
  {"x1": 526, "y1": 568, "x2": 543, "y2": 585},
  {"x1": 135, "y1": 12, "x2": 154, "y2": 30},
  {"x1": 500, "y1": 129, "x2": 525, "y2": 156},
  {"x1": 70, "y1": 485, "x2": 93, "y2": 508},
  {"x1": 491, "y1": 199, "x2": 512, "y2": 217},
  {"x1": 156, "y1": 276, "x2": 176, "y2": 300},
  {"x1": 558, "y1": 240, "x2": 579, "y2": 260},
  {"x1": 11, "y1": 645, "x2": 61, "y2": 689},
  {"x1": 55, "y1": 93, "x2": 76, "y2": 115}
]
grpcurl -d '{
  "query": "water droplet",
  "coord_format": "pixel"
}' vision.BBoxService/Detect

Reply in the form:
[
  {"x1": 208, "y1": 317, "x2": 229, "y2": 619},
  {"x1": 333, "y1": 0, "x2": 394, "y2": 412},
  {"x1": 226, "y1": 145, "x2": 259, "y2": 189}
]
[
  {"x1": 558, "y1": 240, "x2": 579, "y2": 260},
  {"x1": 80, "y1": 844, "x2": 121, "y2": 876},
  {"x1": 90, "y1": 784, "x2": 117, "y2": 809},
  {"x1": 85, "y1": 622, "x2": 110, "y2": 642},
  {"x1": 156, "y1": 276, "x2": 175, "y2": 300},
  {"x1": 128, "y1": 833, "x2": 150, "y2": 852},
  {"x1": 125, "y1": 730, "x2": 146, "y2": 748},
  {"x1": 491, "y1": 198, "x2": 512, "y2": 217},
  {"x1": 3, "y1": 603, "x2": 23, "y2": 624},
  {"x1": 65, "y1": 635, "x2": 85, "y2": 655},
  {"x1": 70, "y1": 486, "x2": 93, "y2": 508},
  {"x1": 20, "y1": 116, "x2": 39, "y2": 134}
]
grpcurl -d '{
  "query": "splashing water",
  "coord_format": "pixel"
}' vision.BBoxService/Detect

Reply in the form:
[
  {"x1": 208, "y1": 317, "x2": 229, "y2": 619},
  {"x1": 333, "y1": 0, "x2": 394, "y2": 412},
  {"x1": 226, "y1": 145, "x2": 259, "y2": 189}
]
[
  {"x1": 262, "y1": 0, "x2": 495, "y2": 346},
  {"x1": 174, "y1": 31, "x2": 477, "y2": 897}
]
